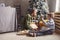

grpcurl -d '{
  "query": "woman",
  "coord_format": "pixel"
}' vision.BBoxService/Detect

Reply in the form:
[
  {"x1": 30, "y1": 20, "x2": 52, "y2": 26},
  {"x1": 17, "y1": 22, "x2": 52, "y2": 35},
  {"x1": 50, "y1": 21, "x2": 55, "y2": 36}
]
[
  {"x1": 17, "y1": 9, "x2": 38, "y2": 35},
  {"x1": 24, "y1": 9, "x2": 38, "y2": 30}
]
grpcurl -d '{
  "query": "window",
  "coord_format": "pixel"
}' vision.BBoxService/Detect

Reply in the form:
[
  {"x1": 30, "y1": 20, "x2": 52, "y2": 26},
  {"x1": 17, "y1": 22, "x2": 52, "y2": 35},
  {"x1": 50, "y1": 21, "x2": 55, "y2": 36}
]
[{"x1": 55, "y1": 0, "x2": 59, "y2": 12}]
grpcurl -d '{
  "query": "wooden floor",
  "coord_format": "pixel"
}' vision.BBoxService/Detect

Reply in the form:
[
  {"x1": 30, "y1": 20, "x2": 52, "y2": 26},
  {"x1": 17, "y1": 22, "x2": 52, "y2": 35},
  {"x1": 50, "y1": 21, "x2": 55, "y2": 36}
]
[{"x1": 0, "y1": 32, "x2": 60, "y2": 40}]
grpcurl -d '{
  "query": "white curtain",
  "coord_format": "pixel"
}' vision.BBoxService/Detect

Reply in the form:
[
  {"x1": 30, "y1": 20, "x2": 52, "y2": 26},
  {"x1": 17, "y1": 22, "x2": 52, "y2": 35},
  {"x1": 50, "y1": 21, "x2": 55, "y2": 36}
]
[{"x1": 0, "y1": 7, "x2": 16, "y2": 33}]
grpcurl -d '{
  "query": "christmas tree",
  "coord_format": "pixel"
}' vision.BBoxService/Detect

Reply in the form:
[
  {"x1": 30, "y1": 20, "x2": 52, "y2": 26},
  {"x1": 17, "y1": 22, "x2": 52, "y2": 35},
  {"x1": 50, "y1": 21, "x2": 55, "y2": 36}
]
[{"x1": 28, "y1": 0, "x2": 49, "y2": 18}]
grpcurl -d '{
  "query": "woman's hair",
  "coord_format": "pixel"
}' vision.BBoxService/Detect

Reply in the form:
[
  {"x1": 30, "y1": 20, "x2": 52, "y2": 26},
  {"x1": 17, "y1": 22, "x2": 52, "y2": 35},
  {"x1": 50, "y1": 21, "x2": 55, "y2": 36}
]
[
  {"x1": 31, "y1": 9, "x2": 35, "y2": 13},
  {"x1": 30, "y1": 9, "x2": 37, "y2": 14}
]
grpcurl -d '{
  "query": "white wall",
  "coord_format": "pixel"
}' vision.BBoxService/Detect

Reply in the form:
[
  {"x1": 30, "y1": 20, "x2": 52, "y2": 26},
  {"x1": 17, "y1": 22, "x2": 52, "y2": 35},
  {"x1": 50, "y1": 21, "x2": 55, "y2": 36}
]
[
  {"x1": 0, "y1": 0, "x2": 21, "y2": 6},
  {"x1": 48, "y1": 0, "x2": 56, "y2": 12},
  {"x1": 20, "y1": 0, "x2": 29, "y2": 16},
  {"x1": 0, "y1": 0, "x2": 56, "y2": 16}
]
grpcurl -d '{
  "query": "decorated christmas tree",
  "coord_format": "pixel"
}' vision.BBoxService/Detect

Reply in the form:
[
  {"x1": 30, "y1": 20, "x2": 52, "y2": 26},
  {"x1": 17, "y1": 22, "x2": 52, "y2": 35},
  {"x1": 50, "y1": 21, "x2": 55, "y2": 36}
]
[{"x1": 28, "y1": 0, "x2": 49, "y2": 19}]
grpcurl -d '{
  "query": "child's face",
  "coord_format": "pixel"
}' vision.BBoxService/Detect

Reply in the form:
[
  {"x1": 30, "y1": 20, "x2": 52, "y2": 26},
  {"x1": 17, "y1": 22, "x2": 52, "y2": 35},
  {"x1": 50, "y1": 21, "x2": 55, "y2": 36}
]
[{"x1": 47, "y1": 16, "x2": 51, "y2": 19}]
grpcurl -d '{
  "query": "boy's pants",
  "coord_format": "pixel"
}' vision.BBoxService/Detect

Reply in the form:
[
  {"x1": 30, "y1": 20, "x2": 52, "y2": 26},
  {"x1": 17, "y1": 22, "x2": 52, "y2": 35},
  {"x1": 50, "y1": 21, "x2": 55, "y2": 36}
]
[{"x1": 28, "y1": 29, "x2": 54, "y2": 36}]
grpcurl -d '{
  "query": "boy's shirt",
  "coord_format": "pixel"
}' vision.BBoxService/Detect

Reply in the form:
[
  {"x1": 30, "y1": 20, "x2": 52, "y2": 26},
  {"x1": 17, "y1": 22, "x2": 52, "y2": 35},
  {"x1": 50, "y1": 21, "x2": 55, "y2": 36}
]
[
  {"x1": 47, "y1": 19, "x2": 55, "y2": 30},
  {"x1": 42, "y1": 18, "x2": 55, "y2": 30}
]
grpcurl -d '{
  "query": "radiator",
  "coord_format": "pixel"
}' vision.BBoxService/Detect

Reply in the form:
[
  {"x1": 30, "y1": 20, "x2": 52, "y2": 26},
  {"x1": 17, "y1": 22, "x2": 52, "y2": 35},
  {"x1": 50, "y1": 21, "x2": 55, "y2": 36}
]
[{"x1": 54, "y1": 12, "x2": 60, "y2": 34}]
